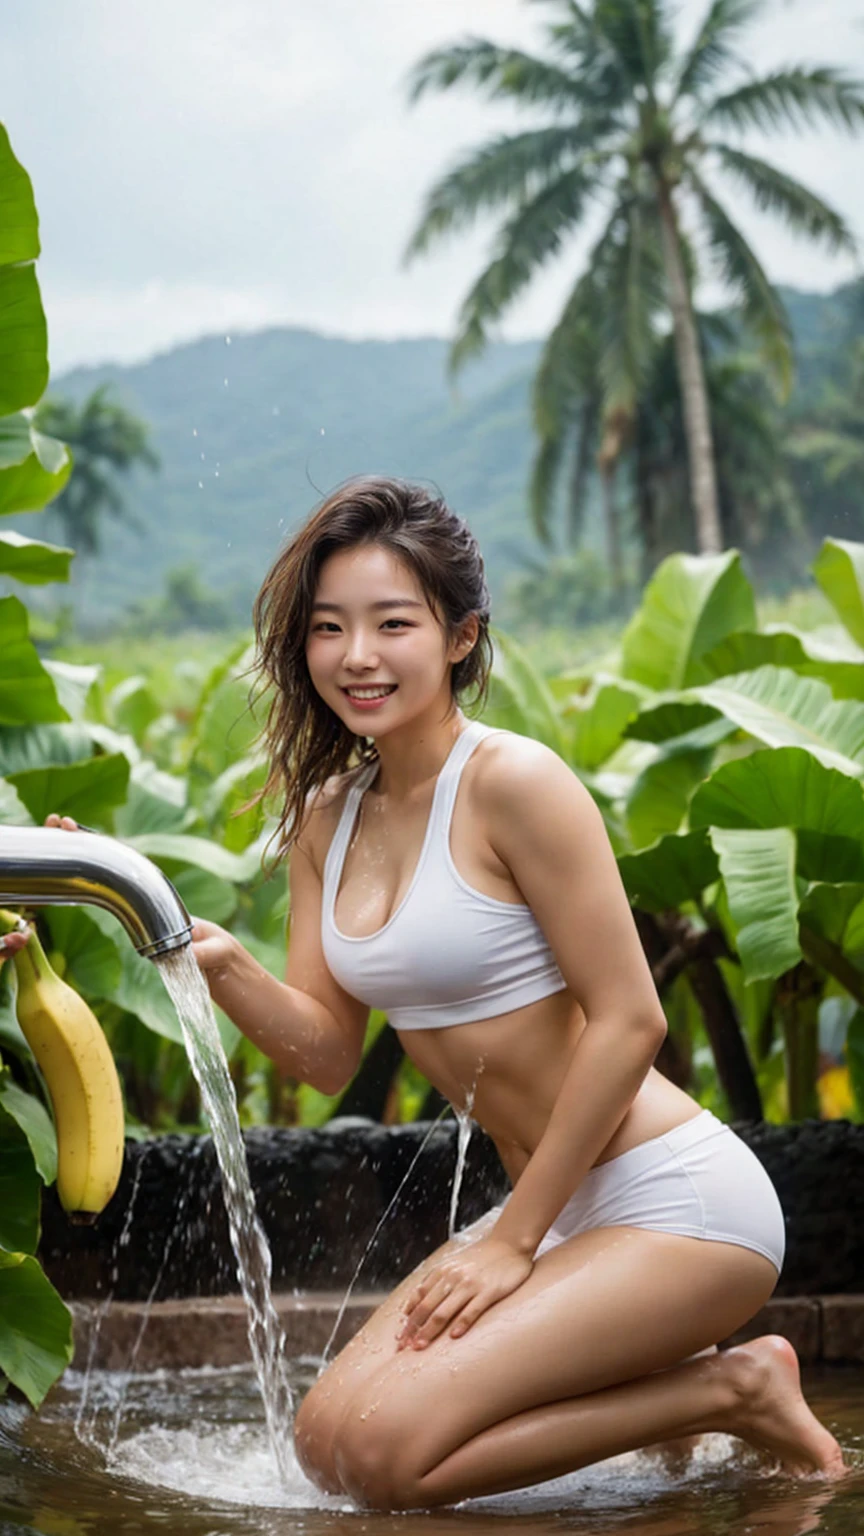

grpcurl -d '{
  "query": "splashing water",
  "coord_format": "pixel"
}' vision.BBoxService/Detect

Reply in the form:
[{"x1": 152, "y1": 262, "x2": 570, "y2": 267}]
[
  {"x1": 75, "y1": 1148, "x2": 150, "y2": 1444},
  {"x1": 448, "y1": 1085, "x2": 475, "y2": 1238},
  {"x1": 319, "y1": 1112, "x2": 449, "y2": 1368},
  {"x1": 154, "y1": 946, "x2": 294, "y2": 1485}
]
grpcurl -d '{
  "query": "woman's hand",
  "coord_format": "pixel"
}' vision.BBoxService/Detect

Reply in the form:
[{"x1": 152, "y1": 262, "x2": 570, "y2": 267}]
[
  {"x1": 188, "y1": 917, "x2": 241, "y2": 985},
  {"x1": 0, "y1": 928, "x2": 29, "y2": 964},
  {"x1": 0, "y1": 811, "x2": 78, "y2": 963},
  {"x1": 396, "y1": 1236, "x2": 534, "y2": 1351}
]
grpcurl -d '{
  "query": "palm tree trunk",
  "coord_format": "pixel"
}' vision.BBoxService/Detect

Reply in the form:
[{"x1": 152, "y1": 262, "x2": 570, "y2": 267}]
[
  {"x1": 634, "y1": 406, "x2": 658, "y2": 583},
  {"x1": 599, "y1": 460, "x2": 623, "y2": 589},
  {"x1": 656, "y1": 183, "x2": 723, "y2": 555},
  {"x1": 567, "y1": 398, "x2": 598, "y2": 550}
]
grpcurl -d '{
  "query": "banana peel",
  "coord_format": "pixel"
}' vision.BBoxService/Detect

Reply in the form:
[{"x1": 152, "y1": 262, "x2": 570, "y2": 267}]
[{"x1": 0, "y1": 909, "x2": 124, "y2": 1219}]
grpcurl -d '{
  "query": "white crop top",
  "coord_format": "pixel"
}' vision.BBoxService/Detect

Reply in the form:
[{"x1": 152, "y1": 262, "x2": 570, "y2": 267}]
[{"x1": 321, "y1": 719, "x2": 568, "y2": 1030}]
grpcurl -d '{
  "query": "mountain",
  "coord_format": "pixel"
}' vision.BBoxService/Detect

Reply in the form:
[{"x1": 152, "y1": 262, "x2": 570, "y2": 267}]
[
  {"x1": 42, "y1": 280, "x2": 862, "y2": 626},
  {"x1": 44, "y1": 330, "x2": 542, "y2": 625}
]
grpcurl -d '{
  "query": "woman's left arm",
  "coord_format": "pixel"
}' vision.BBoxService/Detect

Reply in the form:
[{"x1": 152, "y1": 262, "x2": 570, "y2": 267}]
[{"x1": 397, "y1": 738, "x2": 667, "y2": 1349}]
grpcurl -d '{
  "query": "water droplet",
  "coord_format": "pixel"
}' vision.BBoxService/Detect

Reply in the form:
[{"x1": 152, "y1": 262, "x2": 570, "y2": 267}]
[
  {"x1": 214, "y1": 470, "x2": 220, "y2": 478},
  {"x1": 200, "y1": 452, "x2": 206, "y2": 460},
  {"x1": 192, "y1": 427, "x2": 198, "y2": 437},
  {"x1": 320, "y1": 427, "x2": 326, "y2": 435},
  {"x1": 223, "y1": 378, "x2": 229, "y2": 387},
  {"x1": 198, "y1": 480, "x2": 204, "y2": 489},
  {"x1": 225, "y1": 334, "x2": 232, "y2": 346}
]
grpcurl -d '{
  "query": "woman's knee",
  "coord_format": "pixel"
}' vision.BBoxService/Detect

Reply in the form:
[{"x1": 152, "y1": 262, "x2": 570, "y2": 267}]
[
  {"x1": 332, "y1": 1401, "x2": 425, "y2": 1510},
  {"x1": 294, "y1": 1378, "x2": 345, "y2": 1495}
]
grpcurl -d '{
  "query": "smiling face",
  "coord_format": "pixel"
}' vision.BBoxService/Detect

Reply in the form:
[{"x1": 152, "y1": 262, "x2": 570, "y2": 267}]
[{"x1": 305, "y1": 542, "x2": 477, "y2": 737}]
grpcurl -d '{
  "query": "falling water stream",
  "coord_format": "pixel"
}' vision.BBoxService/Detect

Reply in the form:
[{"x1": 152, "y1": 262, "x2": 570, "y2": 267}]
[
  {"x1": 449, "y1": 1086, "x2": 476, "y2": 1238},
  {"x1": 153, "y1": 946, "x2": 295, "y2": 1484}
]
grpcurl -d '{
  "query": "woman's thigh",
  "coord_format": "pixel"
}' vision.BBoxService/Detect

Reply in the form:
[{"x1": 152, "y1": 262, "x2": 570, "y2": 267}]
[
  {"x1": 295, "y1": 1220, "x2": 497, "y2": 1483},
  {"x1": 301, "y1": 1224, "x2": 777, "y2": 1490}
]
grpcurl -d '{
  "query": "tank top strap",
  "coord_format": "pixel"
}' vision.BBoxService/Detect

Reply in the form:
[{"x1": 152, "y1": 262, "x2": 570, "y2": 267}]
[
  {"x1": 430, "y1": 719, "x2": 503, "y2": 838},
  {"x1": 322, "y1": 760, "x2": 379, "y2": 906}
]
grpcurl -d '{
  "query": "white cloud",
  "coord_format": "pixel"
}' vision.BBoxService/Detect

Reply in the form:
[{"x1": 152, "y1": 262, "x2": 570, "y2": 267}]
[{"x1": 4, "y1": 0, "x2": 862, "y2": 372}]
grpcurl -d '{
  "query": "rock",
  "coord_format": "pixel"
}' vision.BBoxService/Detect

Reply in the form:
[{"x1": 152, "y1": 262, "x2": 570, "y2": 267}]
[{"x1": 37, "y1": 1118, "x2": 862, "y2": 1301}]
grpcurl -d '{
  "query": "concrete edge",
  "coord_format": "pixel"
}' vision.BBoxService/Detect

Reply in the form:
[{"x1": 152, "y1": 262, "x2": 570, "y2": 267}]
[{"x1": 69, "y1": 1294, "x2": 864, "y2": 1373}]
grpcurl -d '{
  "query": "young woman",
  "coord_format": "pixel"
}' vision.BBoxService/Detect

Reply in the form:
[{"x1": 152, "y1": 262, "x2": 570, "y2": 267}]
[{"x1": 50, "y1": 477, "x2": 843, "y2": 1507}]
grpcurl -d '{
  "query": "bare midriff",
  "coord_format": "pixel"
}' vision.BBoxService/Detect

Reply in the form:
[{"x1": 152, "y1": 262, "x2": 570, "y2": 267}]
[
  {"x1": 398, "y1": 989, "x2": 702, "y2": 1186},
  {"x1": 312, "y1": 753, "x2": 703, "y2": 1191}
]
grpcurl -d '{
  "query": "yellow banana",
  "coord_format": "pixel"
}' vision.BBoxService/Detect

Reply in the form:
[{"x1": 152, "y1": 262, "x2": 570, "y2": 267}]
[{"x1": 0, "y1": 910, "x2": 124, "y2": 1218}]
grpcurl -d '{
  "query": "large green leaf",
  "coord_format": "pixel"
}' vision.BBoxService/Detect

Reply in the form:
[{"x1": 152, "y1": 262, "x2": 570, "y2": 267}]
[
  {"x1": 0, "y1": 265, "x2": 48, "y2": 415},
  {"x1": 617, "y1": 827, "x2": 719, "y2": 910},
  {"x1": 43, "y1": 905, "x2": 123, "y2": 1000},
  {"x1": 710, "y1": 826, "x2": 802, "y2": 983},
  {"x1": 0, "y1": 1073, "x2": 56, "y2": 1184},
  {"x1": 0, "y1": 531, "x2": 73, "y2": 584},
  {"x1": 620, "y1": 551, "x2": 756, "y2": 691},
  {"x1": 41, "y1": 660, "x2": 101, "y2": 723},
  {"x1": 169, "y1": 864, "x2": 238, "y2": 925},
  {"x1": 813, "y1": 538, "x2": 864, "y2": 647},
  {"x1": 485, "y1": 630, "x2": 567, "y2": 755},
  {"x1": 7, "y1": 751, "x2": 130, "y2": 824},
  {"x1": 0, "y1": 778, "x2": 31, "y2": 825},
  {"x1": 126, "y1": 832, "x2": 265, "y2": 884},
  {"x1": 699, "y1": 625, "x2": 864, "y2": 700},
  {"x1": 693, "y1": 667, "x2": 864, "y2": 777},
  {"x1": 0, "y1": 1250, "x2": 72, "y2": 1409},
  {"x1": 0, "y1": 722, "x2": 99, "y2": 776},
  {"x1": 114, "y1": 764, "x2": 193, "y2": 838},
  {"x1": 0, "y1": 124, "x2": 40, "y2": 264},
  {"x1": 108, "y1": 676, "x2": 162, "y2": 739},
  {"x1": 623, "y1": 699, "x2": 737, "y2": 747},
  {"x1": 626, "y1": 746, "x2": 715, "y2": 851},
  {"x1": 108, "y1": 936, "x2": 184, "y2": 1045},
  {"x1": 691, "y1": 747, "x2": 864, "y2": 840},
  {"x1": 188, "y1": 640, "x2": 261, "y2": 780},
  {"x1": 799, "y1": 883, "x2": 864, "y2": 954},
  {"x1": 566, "y1": 676, "x2": 644, "y2": 771},
  {"x1": 0, "y1": 414, "x2": 71, "y2": 516},
  {"x1": 0, "y1": 1105, "x2": 41, "y2": 1252},
  {"x1": 80, "y1": 908, "x2": 236, "y2": 1055},
  {"x1": 200, "y1": 753, "x2": 268, "y2": 852},
  {"x1": 0, "y1": 596, "x2": 67, "y2": 726}
]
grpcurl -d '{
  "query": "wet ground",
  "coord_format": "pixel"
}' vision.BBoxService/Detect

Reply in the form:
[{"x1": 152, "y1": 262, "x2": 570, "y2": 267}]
[{"x1": 2, "y1": 1362, "x2": 864, "y2": 1536}]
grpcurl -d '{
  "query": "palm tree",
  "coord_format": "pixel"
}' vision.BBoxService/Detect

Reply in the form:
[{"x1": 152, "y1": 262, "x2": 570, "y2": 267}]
[
  {"x1": 35, "y1": 386, "x2": 158, "y2": 555},
  {"x1": 404, "y1": 0, "x2": 864, "y2": 556}
]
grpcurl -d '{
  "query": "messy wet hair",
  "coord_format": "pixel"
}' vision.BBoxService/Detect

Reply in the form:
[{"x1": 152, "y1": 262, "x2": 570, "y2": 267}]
[{"x1": 249, "y1": 475, "x2": 493, "y2": 858}]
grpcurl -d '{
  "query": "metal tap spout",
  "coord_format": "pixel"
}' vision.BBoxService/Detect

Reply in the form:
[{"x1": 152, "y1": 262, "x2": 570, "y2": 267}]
[{"x1": 0, "y1": 826, "x2": 192, "y2": 959}]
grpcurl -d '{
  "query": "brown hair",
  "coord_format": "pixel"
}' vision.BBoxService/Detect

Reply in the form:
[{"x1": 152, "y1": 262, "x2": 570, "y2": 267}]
[{"x1": 249, "y1": 476, "x2": 493, "y2": 858}]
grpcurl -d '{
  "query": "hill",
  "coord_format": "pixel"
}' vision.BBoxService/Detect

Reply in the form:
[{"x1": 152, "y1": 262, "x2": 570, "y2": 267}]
[
  {"x1": 41, "y1": 280, "x2": 861, "y2": 627},
  {"x1": 45, "y1": 331, "x2": 542, "y2": 625}
]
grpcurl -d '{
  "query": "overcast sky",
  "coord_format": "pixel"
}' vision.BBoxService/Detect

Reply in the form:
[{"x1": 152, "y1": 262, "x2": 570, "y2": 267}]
[{"x1": 3, "y1": 0, "x2": 863, "y2": 374}]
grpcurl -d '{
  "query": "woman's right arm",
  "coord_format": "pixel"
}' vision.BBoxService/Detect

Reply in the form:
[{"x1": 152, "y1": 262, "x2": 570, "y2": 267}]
[
  {"x1": 195, "y1": 833, "x2": 368, "y2": 1093},
  {"x1": 44, "y1": 812, "x2": 368, "y2": 1095}
]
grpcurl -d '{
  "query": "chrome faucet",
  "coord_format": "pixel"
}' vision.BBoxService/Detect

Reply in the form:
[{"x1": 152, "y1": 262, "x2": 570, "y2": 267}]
[{"x1": 0, "y1": 826, "x2": 192, "y2": 959}]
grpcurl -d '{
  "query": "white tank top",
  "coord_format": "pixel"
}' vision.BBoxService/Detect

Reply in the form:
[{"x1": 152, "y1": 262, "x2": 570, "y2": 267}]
[{"x1": 321, "y1": 720, "x2": 568, "y2": 1030}]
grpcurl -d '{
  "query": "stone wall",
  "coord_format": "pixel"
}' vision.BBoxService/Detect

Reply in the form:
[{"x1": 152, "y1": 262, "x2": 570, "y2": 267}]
[{"x1": 38, "y1": 1118, "x2": 863, "y2": 1301}]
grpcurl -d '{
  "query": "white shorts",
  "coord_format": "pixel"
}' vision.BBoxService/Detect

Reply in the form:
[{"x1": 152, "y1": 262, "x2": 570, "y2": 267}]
[{"x1": 470, "y1": 1110, "x2": 786, "y2": 1275}]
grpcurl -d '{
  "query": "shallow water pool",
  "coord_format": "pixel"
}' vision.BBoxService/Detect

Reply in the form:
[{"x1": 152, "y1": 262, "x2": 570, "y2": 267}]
[{"x1": 2, "y1": 1362, "x2": 864, "y2": 1535}]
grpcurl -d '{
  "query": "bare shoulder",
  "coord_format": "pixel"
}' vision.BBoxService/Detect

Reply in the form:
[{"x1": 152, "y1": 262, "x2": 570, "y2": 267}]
[
  {"x1": 471, "y1": 729, "x2": 595, "y2": 821},
  {"x1": 295, "y1": 769, "x2": 361, "y2": 877}
]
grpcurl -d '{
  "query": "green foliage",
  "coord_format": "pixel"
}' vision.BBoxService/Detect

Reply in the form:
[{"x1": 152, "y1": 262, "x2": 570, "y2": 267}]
[
  {"x1": 404, "y1": 0, "x2": 864, "y2": 557},
  {"x1": 0, "y1": 1252, "x2": 72, "y2": 1410},
  {"x1": 34, "y1": 386, "x2": 158, "y2": 556}
]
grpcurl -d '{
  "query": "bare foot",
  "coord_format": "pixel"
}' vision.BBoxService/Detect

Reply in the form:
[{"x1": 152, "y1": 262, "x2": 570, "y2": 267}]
[{"x1": 721, "y1": 1336, "x2": 846, "y2": 1479}]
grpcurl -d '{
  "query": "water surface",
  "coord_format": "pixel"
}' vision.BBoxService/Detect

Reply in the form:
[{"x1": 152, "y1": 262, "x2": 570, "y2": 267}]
[{"x1": 2, "y1": 1362, "x2": 864, "y2": 1535}]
